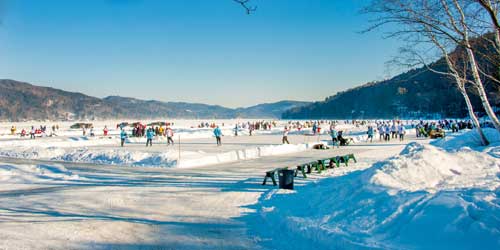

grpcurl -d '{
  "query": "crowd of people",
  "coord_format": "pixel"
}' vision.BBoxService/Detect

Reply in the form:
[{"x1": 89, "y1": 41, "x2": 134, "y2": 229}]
[
  {"x1": 5, "y1": 118, "x2": 487, "y2": 148},
  {"x1": 9, "y1": 124, "x2": 61, "y2": 139},
  {"x1": 375, "y1": 122, "x2": 407, "y2": 142},
  {"x1": 119, "y1": 124, "x2": 176, "y2": 147}
]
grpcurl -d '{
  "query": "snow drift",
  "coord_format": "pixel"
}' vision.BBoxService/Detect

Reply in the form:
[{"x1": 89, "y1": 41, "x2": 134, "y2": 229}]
[
  {"x1": 0, "y1": 162, "x2": 79, "y2": 186},
  {"x1": 0, "y1": 141, "x2": 327, "y2": 168},
  {"x1": 247, "y1": 136, "x2": 500, "y2": 250}
]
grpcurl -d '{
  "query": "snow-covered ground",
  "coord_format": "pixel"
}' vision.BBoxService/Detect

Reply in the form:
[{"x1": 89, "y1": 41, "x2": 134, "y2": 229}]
[
  {"x1": 247, "y1": 128, "x2": 500, "y2": 250},
  {"x1": 0, "y1": 120, "x2": 497, "y2": 250},
  {"x1": 0, "y1": 120, "x2": 368, "y2": 168}
]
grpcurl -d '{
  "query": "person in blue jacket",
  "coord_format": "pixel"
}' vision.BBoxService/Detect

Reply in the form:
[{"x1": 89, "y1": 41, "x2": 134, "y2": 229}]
[
  {"x1": 329, "y1": 126, "x2": 339, "y2": 148},
  {"x1": 146, "y1": 128, "x2": 155, "y2": 147},
  {"x1": 214, "y1": 126, "x2": 222, "y2": 146},
  {"x1": 367, "y1": 125, "x2": 374, "y2": 143},
  {"x1": 120, "y1": 129, "x2": 127, "y2": 147}
]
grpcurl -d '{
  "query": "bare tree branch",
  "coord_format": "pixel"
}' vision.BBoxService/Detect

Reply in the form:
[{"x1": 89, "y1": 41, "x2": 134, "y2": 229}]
[{"x1": 232, "y1": 0, "x2": 257, "y2": 14}]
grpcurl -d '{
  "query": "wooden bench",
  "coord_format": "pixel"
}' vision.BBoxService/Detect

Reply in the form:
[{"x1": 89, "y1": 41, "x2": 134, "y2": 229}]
[
  {"x1": 309, "y1": 161, "x2": 324, "y2": 173},
  {"x1": 295, "y1": 164, "x2": 308, "y2": 178},
  {"x1": 262, "y1": 167, "x2": 288, "y2": 186},
  {"x1": 328, "y1": 153, "x2": 357, "y2": 168},
  {"x1": 270, "y1": 154, "x2": 357, "y2": 183},
  {"x1": 343, "y1": 153, "x2": 357, "y2": 166}
]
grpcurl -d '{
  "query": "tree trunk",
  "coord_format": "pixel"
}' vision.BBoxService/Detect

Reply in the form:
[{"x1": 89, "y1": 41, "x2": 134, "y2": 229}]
[
  {"x1": 465, "y1": 47, "x2": 500, "y2": 132},
  {"x1": 459, "y1": 85, "x2": 490, "y2": 146}
]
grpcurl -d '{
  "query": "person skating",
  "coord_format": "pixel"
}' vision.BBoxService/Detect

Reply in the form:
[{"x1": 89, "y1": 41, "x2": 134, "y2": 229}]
[
  {"x1": 330, "y1": 126, "x2": 339, "y2": 148},
  {"x1": 214, "y1": 126, "x2": 222, "y2": 146},
  {"x1": 166, "y1": 127, "x2": 174, "y2": 146},
  {"x1": 10, "y1": 126, "x2": 16, "y2": 135},
  {"x1": 391, "y1": 123, "x2": 397, "y2": 139},
  {"x1": 282, "y1": 126, "x2": 290, "y2": 144},
  {"x1": 451, "y1": 121, "x2": 458, "y2": 133},
  {"x1": 367, "y1": 125, "x2": 374, "y2": 143},
  {"x1": 384, "y1": 125, "x2": 391, "y2": 141},
  {"x1": 30, "y1": 126, "x2": 36, "y2": 139},
  {"x1": 159, "y1": 126, "x2": 165, "y2": 137},
  {"x1": 234, "y1": 124, "x2": 239, "y2": 136},
  {"x1": 398, "y1": 124, "x2": 406, "y2": 141},
  {"x1": 378, "y1": 124, "x2": 384, "y2": 141},
  {"x1": 146, "y1": 128, "x2": 154, "y2": 147},
  {"x1": 120, "y1": 129, "x2": 127, "y2": 147},
  {"x1": 103, "y1": 126, "x2": 109, "y2": 136}
]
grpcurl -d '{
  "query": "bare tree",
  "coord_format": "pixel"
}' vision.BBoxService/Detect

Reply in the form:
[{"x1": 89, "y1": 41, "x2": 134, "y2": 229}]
[
  {"x1": 394, "y1": 20, "x2": 490, "y2": 145},
  {"x1": 442, "y1": 0, "x2": 500, "y2": 131},
  {"x1": 476, "y1": 0, "x2": 500, "y2": 48},
  {"x1": 365, "y1": 0, "x2": 500, "y2": 134},
  {"x1": 425, "y1": 30, "x2": 490, "y2": 145},
  {"x1": 232, "y1": 0, "x2": 257, "y2": 14}
]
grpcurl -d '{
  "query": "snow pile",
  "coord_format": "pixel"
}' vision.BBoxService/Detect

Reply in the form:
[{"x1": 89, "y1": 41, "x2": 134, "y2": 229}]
[
  {"x1": 0, "y1": 163, "x2": 79, "y2": 185},
  {"x1": 433, "y1": 128, "x2": 500, "y2": 150},
  {"x1": 371, "y1": 142, "x2": 499, "y2": 193},
  {"x1": 58, "y1": 148, "x2": 178, "y2": 167},
  {"x1": 0, "y1": 142, "x2": 322, "y2": 168},
  {"x1": 178, "y1": 143, "x2": 314, "y2": 168},
  {"x1": 0, "y1": 136, "x2": 118, "y2": 148},
  {"x1": 247, "y1": 140, "x2": 500, "y2": 250}
]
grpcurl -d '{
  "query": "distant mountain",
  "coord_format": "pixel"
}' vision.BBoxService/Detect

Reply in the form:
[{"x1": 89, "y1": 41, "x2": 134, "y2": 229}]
[
  {"x1": 0, "y1": 79, "x2": 309, "y2": 121},
  {"x1": 234, "y1": 101, "x2": 311, "y2": 118},
  {"x1": 102, "y1": 96, "x2": 237, "y2": 119},
  {"x1": 283, "y1": 36, "x2": 500, "y2": 119},
  {"x1": 0, "y1": 79, "x2": 114, "y2": 121}
]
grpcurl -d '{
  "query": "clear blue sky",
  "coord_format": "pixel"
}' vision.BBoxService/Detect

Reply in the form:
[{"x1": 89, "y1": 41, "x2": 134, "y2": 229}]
[{"x1": 0, "y1": 0, "x2": 401, "y2": 108}]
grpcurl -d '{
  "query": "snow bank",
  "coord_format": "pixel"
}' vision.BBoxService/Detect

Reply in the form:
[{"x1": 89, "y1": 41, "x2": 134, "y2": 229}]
[
  {"x1": 247, "y1": 140, "x2": 500, "y2": 250},
  {"x1": 178, "y1": 143, "x2": 313, "y2": 168},
  {"x1": 0, "y1": 162, "x2": 79, "y2": 185},
  {"x1": 371, "y1": 142, "x2": 499, "y2": 194},
  {"x1": 432, "y1": 128, "x2": 500, "y2": 150},
  {"x1": 0, "y1": 142, "x2": 324, "y2": 168}
]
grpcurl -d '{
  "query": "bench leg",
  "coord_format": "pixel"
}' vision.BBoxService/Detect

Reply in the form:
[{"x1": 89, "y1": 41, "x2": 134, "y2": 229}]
[
  {"x1": 271, "y1": 175, "x2": 277, "y2": 186},
  {"x1": 315, "y1": 163, "x2": 322, "y2": 173},
  {"x1": 351, "y1": 154, "x2": 357, "y2": 163}
]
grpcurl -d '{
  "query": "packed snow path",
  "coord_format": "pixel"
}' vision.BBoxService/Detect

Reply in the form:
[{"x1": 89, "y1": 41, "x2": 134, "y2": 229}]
[{"x1": 0, "y1": 135, "x2": 419, "y2": 249}]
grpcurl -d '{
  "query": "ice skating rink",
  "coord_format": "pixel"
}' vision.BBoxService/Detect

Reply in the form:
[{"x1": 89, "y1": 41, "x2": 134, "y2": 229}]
[{"x1": 0, "y1": 120, "x2": 498, "y2": 250}]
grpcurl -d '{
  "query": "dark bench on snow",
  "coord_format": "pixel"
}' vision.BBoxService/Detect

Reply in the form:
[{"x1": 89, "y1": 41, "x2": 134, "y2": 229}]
[
  {"x1": 262, "y1": 167, "x2": 288, "y2": 186},
  {"x1": 272, "y1": 154, "x2": 358, "y2": 183},
  {"x1": 294, "y1": 161, "x2": 324, "y2": 178},
  {"x1": 328, "y1": 154, "x2": 357, "y2": 168},
  {"x1": 294, "y1": 158, "x2": 333, "y2": 178},
  {"x1": 295, "y1": 154, "x2": 357, "y2": 178}
]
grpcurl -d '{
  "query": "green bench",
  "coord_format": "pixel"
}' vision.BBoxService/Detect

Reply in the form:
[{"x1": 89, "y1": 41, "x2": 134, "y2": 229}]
[
  {"x1": 295, "y1": 164, "x2": 308, "y2": 178},
  {"x1": 270, "y1": 154, "x2": 357, "y2": 183},
  {"x1": 262, "y1": 167, "x2": 288, "y2": 186},
  {"x1": 294, "y1": 160, "x2": 326, "y2": 178},
  {"x1": 329, "y1": 154, "x2": 357, "y2": 167}
]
